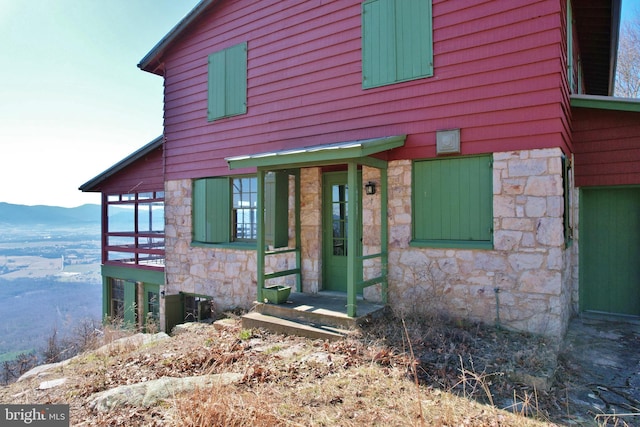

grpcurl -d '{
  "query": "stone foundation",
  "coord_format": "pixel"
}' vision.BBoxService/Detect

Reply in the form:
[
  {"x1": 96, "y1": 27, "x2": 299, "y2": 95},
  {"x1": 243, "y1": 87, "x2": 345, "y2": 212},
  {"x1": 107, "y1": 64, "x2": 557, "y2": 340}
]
[
  {"x1": 164, "y1": 147, "x2": 573, "y2": 337},
  {"x1": 165, "y1": 179, "x2": 257, "y2": 314},
  {"x1": 386, "y1": 148, "x2": 571, "y2": 337}
]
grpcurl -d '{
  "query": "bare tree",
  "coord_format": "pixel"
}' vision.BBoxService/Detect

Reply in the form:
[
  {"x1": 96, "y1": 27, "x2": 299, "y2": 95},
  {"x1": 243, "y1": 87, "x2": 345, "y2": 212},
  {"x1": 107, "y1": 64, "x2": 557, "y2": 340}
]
[
  {"x1": 1, "y1": 353, "x2": 37, "y2": 385},
  {"x1": 615, "y1": 12, "x2": 640, "y2": 98}
]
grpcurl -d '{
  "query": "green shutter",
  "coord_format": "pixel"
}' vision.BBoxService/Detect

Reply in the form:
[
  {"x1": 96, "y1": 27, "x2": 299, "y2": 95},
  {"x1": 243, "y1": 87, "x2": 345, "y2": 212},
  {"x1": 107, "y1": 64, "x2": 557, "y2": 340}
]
[
  {"x1": 395, "y1": 0, "x2": 433, "y2": 82},
  {"x1": 363, "y1": 0, "x2": 397, "y2": 88},
  {"x1": 265, "y1": 172, "x2": 289, "y2": 248},
  {"x1": 208, "y1": 42, "x2": 247, "y2": 121},
  {"x1": 414, "y1": 156, "x2": 492, "y2": 243},
  {"x1": 225, "y1": 42, "x2": 247, "y2": 117},
  {"x1": 362, "y1": 0, "x2": 433, "y2": 88},
  {"x1": 193, "y1": 178, "x2": 230, "y2": 243},
  {"x1": 208, "y1": 49, "x2": 226, "y2": 121},
  {"x1": 206, "y1": 178, "x2": 230, "y2": 243}
]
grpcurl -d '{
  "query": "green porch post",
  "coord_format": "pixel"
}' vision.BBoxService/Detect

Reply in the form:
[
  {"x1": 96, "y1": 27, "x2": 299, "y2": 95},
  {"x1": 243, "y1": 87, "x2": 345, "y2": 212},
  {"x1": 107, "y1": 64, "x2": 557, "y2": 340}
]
[
  {"x1": 257, "y1": 169, "x2": 266, "y2": 302},
  {"x1": 347, "y1": 161, "x2": 358, "y2": 317},
  {"x1": 380, "y1": 166, "x2": 389, "y2": 303}
]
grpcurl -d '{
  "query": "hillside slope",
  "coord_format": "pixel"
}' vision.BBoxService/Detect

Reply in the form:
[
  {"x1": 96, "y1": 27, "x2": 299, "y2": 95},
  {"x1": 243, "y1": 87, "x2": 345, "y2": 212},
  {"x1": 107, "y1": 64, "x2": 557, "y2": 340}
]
[{"x1": 0, "y1": 316, "x2": 562, "y2": 426}]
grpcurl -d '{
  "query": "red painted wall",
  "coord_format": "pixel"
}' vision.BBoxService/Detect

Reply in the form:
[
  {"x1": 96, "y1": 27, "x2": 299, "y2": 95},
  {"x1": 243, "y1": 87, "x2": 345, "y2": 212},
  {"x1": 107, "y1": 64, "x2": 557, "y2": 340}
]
[
  {"x1": 159, "y1": 0, "x2": 570, "y2": 180},
  {"x1": 93, "y1": 146, "x2": 164, "y2": 194},
  {"x1": 573, "y1": 108, "x2": 640, "y2": 187}
]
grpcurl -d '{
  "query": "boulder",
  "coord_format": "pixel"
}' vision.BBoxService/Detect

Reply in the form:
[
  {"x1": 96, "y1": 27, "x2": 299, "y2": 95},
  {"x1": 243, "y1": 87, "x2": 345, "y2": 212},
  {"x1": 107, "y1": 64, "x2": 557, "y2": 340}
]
[{"x1": 89, "y1": 373, "x2": 243, "y2": 412}]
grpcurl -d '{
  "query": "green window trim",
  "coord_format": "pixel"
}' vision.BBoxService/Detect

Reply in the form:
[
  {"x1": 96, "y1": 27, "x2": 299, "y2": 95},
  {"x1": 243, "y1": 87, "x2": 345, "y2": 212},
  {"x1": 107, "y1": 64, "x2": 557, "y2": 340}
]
[
  {"x1": 109, "y1": 278, "x2": 125, "y2": 320},
  {"x1": 362, "y1": 0, "x2": 433, "y2": 89},
  {"x1": 106, "y1": 278, "x2": 137, "y2": 325},
  {"x1": 208, "y1": 42, "x2": 247, "y2": 121},
  {"x1": 412, "y1": 155, "x2": 493, "y2": 248}
]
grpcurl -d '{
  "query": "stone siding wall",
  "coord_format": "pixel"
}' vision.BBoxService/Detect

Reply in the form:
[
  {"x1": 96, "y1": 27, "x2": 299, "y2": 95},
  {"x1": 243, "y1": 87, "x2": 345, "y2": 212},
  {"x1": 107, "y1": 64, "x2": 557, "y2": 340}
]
[
  {"x1": 569, "y1": 168, "x2": 580, "y2": 315},
  {"x1": 300, "y1": 168, "x2": 322, "y2": 293},
  {"x1": 163, "y1": 147, "x2": 573, "y2": 337},
  {"x1": 165, "y1": 179, "x2": 257, "y2": 314},
  {"x1": 386, "y1": 148, "x2": 570, "y2": 337},
  {"x1": 361, "y1": 166, "x2": 384, "y2": 302}
]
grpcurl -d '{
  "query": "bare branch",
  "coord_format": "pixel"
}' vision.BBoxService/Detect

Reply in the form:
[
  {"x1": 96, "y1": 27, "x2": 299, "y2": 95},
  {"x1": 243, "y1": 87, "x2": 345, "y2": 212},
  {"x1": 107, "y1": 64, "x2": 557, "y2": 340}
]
[{"x1": 615, "y1": 11, "x2": 640, "y2": 98}]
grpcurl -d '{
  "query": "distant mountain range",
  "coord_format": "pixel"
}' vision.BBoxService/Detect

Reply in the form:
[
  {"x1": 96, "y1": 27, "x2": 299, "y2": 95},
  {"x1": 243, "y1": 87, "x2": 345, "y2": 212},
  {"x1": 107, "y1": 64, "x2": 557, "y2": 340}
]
[{"x1": 0, "y1": 202, "x2": 102, "y2": 227}]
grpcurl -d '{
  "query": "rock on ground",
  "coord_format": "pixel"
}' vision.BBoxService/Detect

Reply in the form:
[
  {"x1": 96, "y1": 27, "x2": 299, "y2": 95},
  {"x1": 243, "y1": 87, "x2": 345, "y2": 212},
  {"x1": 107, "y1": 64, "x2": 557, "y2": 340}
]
[{"x1": 88, "y1": 373, "x2": 244, "y2": 412}]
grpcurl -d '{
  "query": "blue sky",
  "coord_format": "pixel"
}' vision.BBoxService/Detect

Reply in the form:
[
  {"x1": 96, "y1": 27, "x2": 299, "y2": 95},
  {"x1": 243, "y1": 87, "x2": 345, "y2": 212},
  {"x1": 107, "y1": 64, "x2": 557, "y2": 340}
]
[
  {"x1": 0, "y1": 0, "x2": 638, "y2": 208},
  {"x1": 0, "y1": 0, "x2": 199, "y2": 207}
]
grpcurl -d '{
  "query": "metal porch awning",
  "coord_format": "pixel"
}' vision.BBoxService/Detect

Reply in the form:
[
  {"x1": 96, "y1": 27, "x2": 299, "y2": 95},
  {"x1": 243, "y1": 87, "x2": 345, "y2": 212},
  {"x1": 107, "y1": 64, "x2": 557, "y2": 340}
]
[{"x1": 225, "y1": 135, "x2": 406, "y2": 170}]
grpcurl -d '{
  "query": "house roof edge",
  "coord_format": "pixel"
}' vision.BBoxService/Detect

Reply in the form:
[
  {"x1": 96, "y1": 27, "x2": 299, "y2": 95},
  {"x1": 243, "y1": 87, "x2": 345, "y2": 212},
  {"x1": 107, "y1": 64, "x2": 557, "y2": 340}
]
[
  {"x1": 79, "y1": 136, "x2": 164, "y2": 192},
  {"x1": 571, "y1": 94, "x2": 640, "y2": 112},
  {"x1": 138, "y1": 0, "x2": 217, "y2": 75}
]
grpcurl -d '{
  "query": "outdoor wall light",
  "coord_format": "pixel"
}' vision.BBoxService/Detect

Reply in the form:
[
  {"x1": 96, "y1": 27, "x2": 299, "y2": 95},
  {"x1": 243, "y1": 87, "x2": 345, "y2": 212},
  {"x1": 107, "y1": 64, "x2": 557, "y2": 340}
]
[{"x1": 365, "y1": 181, "x2": 376, "y2": 195}]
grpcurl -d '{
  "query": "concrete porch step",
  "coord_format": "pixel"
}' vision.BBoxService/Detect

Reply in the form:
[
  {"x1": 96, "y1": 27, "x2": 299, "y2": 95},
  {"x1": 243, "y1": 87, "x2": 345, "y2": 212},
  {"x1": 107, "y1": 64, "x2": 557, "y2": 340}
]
[
  {"x1": 241, "y1": 292, "x2": 386, "y2": 341},
  {"x1": 256, "y1": 301, "x2": 358, "y2": 330},
  {"x1": 241, "y1": 312, "x2": 354, "y2": 341},
  {"x1": 257, "y1": 292, "x2": 386, "y2": 329}
]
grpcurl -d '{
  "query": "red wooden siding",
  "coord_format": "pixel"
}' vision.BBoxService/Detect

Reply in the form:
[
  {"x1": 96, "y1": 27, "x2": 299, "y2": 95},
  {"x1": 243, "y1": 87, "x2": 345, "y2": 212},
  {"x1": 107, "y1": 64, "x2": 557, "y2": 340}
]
[
  {"x1": 573, "y1": 108, "x2": 640, "y2": 187},
  {"x1": 160, "y1": 0, "x2": 570, "y2": 180},
  {"x1": 94, "y1": 146, "x2": 164, "y2": 194}
]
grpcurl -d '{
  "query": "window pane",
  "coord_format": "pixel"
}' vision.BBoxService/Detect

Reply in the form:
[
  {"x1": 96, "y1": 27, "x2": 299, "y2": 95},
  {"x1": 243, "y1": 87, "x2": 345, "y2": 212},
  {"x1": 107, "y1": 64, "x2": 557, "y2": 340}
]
[
  {"x1": 232, "y1": 177, "x2": 257, "y2": 241},
  {"x1": 111, "y1": 279, "x2": 125, "y2": 319},
  {"x1": 147, "y1": 291, "x2": 159, "y2": 321},
  {"x1": 108, "y1": 205, "x2": 135, "y2": 233},
  {"x1": 137, "y1": 202, "x2": 165, "y2": 233}
]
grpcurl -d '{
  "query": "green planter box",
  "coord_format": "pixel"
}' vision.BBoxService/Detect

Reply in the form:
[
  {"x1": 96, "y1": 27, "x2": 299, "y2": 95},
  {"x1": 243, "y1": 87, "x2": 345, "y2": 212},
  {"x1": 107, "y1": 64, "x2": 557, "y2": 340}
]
[{"x1": 262, "y1": 286, "x2": 291, "y2": 304}]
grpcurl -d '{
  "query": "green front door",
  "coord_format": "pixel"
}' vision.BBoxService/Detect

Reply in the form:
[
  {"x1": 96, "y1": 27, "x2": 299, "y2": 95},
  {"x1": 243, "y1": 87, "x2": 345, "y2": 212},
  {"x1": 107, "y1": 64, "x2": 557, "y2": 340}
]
[
  {"x1": 323, "y1": 172, "x2": 361, "y2": 292},
  {"x1": 580, "y1": 187, "x2": 640, "y2": 316}
]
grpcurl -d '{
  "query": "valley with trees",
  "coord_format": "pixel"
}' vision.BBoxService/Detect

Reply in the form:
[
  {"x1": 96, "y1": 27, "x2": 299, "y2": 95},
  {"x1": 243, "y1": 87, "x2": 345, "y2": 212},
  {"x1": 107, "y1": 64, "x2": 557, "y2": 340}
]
[{"x1": 0, "y1": 203, "x2": 103, "y2": 382}]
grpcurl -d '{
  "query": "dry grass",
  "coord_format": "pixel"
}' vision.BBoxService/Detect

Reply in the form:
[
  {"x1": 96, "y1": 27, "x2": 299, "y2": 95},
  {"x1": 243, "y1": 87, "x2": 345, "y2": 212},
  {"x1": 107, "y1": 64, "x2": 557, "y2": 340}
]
[
  {"x1": 0, "y1": 314, "x2": 563, "y2": 426},
  {"x1": 168, "y1": 366, "x2": 547, "y2": 427}
]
